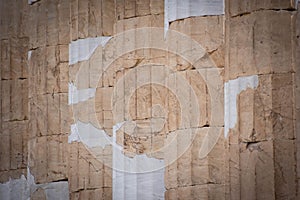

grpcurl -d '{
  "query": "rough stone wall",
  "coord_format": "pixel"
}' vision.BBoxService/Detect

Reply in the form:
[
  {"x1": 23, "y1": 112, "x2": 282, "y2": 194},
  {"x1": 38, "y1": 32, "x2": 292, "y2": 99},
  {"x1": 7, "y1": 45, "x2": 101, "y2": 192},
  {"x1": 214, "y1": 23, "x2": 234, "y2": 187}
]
[
  {"x1": 225, "y1": 0, "x2": 300, "y2": 199},
  {"x1": 0, "y1": 0, "x2": 299, "y2": 200},
  {"x1": 0, "y1": 0, "x2": 29, "y2": 181},
  {"x1": 0, "y1": 0, "x2": 71, "y2": 199}
]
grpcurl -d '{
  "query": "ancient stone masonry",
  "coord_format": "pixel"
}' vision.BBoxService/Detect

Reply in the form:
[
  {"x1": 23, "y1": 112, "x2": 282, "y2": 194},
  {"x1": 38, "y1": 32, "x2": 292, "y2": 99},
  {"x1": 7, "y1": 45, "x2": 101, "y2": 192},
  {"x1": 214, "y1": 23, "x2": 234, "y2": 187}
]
[
  {"x1": 0, "y1": 0, "x2": 299, "y2": 200},
  {"x1": 225, "y1": 0, "x2": 300, "y2": 199}
]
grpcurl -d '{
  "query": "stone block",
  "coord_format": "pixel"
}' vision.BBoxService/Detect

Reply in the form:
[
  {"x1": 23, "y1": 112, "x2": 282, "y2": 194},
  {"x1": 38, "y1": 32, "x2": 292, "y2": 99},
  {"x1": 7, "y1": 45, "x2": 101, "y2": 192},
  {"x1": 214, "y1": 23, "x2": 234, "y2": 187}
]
[
  {"x1": 47, "y1": 134, "x2": 68, "y2": 181},
  {"x1": 207, "y1": 133, "x2": 225, "y2": 184},
  {"x1": 0, "y1": 122, "x2": 10, "y2": 171},
  {"x1": 69, "y1": 143, "x2": 79, "y2": 192},
  {"x1": 150, "y1": 0, "x2": 164, "y2": 14},
  {"x1": 198, "y1": 68, "x2": 224, "y2": 127},
  {"x1": 125, "y1": 0, "x2": 136, "y2": 19},
  {"x1": 116, "y1": 0, "x2": 125, "y2": 20},
  {"x1": 274, "y1": 139, "x2": 296, "y2": 199},
  {"x1": 100, "y1": 87, "x2": 113, "y2": 112},
  {"x1": 11, "y1": 79, "x2": 28, "y2": 121},
  {"x1": 78, "y1": 0, "x2": 89, "y2": 39},
  {"x1": 1, "y1": 39, "x2": 10, "y2": 80},
  {"x1": 103, "y1": 165, "x2": 112, "y2": 188},
  {"x1": 102, "y1": 0, "x2": 115, "y2": 36},
  {"x1": 103, "y1": 187, "x2": 112, "y2": 199},
  {"x1": 28, "y1": 136, "x2": 48, "y2": 184},
  {"x1": 36, "y1": 94, "x2": 48, "y2": 136},
  {"x1": 166, "y1": 185, "x2": 210, "y2": 200},
  {"x1": 31, "y1": 47, "x2": 47, "y2": 95},
  {"x1": 164, "y1": 132, "x2": 178, "y2": 190},
  {"x1": 177, "y1": 130, "x2": 192, "y2": 187},
  {"x1": 192, "y1": 154, "x2": 210, "y2": 186},
  {"x1": 1, "y1": 80, "x2": 11, "y2": 122},
  {"x1": 9, "y1": 121, "x2": 28, "y2": 170},
  {"x1": 88, "y1": 0, "x2": 101, "y2": 37},
  {"x1": 227, "y1": 11, "x2": 294, "y2": 79},
  {"x1": 255, "y1": 141, "x2": 275, "y2": 200},
  {"x1": 271, "y1": 73, "x2": 295, "y2": 139},
  {"x1": 10, "y1": 37, "x2": 29, "y2": 79},
  {"x1": 0, "y1": 3, "x2": 9, "y2": 40},
  {"x1": 58, "y1": 0, "x2": 70, "y2": 44},
  {"x1": 239, "y1": 88, "x2": 255, "y2": 141},
  {"x1": 46, "y1": 0, "x2": 59, "y2": 46},
  {"x1": 59, "y1": 63, "x2": 69, "y2": 93},
  {"x1": 0, "y1": 169, "x2": 26, "y2": 183},
  {"x1": 136, "y1": 0, "x2": 150, "y2": 16},
  {"x1": 77, "y1": 147, "x2": 90, "y2": 190},
  {"x1": 253, "y1": 75, "x2": 273, "y2": 141},
  {"x1": 227, "y1": 0, "x2": 297, "y2": 17},
  {"x1": 186, "y1": 70, "x2": 208, "y2": 127},
  {"x1": 228, "y1": 141, "x2": 240, "y2": 200},
  {"x1": 46, "y1": 46, "x2": 60, "y2": 94},
  {"x1": 70, "y1": 192, "x2": 80, "y2": 200},
  {"x1": 47, "y1": 93, "x2": 60, "y2": 135},
  {"x1": 88, "y1": 165, "x2": 104, "y2": 189},
  {"x1": 27, "y1": 4, "x2": 38, "y2": 49},
  {"x1": 36, "y1": 1, "x2": 47, "y2": 47},
  {"x1": 114, "y1": 14, "x2": 163, "y2": 34},
  {"x1": 60, "y1": 93, "x2": 72, "y2": 134},
  {"x1": 169, "y1": 16, "x2": 224, "y2": 53},
  {"x1": 59, "y1": 45, "x2": 68, "y2": 63},
  {"x1": 208, "y1": 184, "x2": 225, "y2": 200},
  {"x1": 70, "y1": 0, "x2": 79, "y2": 41}
]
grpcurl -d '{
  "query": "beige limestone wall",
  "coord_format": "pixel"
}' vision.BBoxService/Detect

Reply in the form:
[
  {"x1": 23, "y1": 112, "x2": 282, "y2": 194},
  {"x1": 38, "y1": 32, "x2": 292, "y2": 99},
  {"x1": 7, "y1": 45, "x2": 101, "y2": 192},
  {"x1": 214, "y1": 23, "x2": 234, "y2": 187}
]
[
  {"x1": 0, "y1": 0, "x2": 29, "y2": 180},
  {"x1": 0, "y1": 0, "x2": 299, "y2": 200},
  {"x1": 225, "y1": 0, "x2": 300, "y2": 199}
]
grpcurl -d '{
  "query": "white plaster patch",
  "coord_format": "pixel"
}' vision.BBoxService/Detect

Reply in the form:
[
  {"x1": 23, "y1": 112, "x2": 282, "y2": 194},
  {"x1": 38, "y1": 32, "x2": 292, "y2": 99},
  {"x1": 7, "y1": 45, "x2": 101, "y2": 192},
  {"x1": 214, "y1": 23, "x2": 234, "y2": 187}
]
[
  {"x1": 224, "y1": 75, "x2": 259, "y2": 138},
  {"x1": 164, "y1": 0, "x2": 169, "y2": 38},
  {"x1": 41, "y1": 182, "x2": 69, "y2": 200},
  {"x1": 69, "y1": 36, "x2": 111, "y2": 65},
  {"x1": 68, "y1": 82, "x2": 96, "y2": 105},
  {"x1": 113, "y1": 168, "x2": 165, "y2": 200},
  {"x1": 164, "y1": 0, "x2": 224, "y2": 35},
  {"x1": 0, "y1": 175, "x2": 30, "y2": 200},
  {"x1": 27, "y1": 50, "x2": 32, "y2": 60},
  {"x1": 68, "y1": 123, "x2": 80, "y2": 143},
  {"x1": 68, "y1": 121, "x2": 112, "y2": 148},
  {"x1": 0, "y1": 167, "x2": 69, "y2": 200},
  {"x1": 68, "y1": 120, "x2": 166, "y2": 199},
  {"x1": 112, "y1": 123, "x2": 165, "y2": 200}
]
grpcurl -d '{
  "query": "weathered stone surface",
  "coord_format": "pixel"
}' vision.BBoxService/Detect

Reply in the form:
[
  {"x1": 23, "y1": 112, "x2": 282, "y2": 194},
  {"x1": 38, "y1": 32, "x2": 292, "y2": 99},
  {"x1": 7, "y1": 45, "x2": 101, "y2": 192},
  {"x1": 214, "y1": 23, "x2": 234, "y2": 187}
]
[
  {"x1": 274, "y1": 139, "x2": 297, "y2": 199},
  {"x1": 169, "y1": 16, "x2": 224, "y2": 56},
  {"x1": 116, "y1": 0, "x2": 163, "y2": 20},
  {"x1": 227, "y1": 0, "x2": 297, "y2": 17},
  {"x1": 0, "y1": 1, "x2": 299, "y2": 200},
  {"x1": 227, "y1": 11, "x2": 295, "y2": 80},
  {"x1": 165, "y1": 184, "x2": 225, "y2": 200}
]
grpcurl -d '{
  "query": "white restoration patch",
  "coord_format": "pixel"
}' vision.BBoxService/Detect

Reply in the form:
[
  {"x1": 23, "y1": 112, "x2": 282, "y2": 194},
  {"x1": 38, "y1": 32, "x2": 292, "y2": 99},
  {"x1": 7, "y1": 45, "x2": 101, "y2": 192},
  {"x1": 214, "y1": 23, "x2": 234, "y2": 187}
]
[
  {"x1": 164, "y1": 0, "x2": 224, "y2": 35},
  {"x1": 0, "y1": 167, "x2": 69, "y2": 200},
  {"x1": 224, "y1": 75, "x2": 259, "y2": 138},
  {"x1": 27, "y1": 50, "x2": 32, "y2": 60},
  {"x1": 68, "y1": 121, "x2": 166, "y2": 200},
  {"x1": 69, "y1": 36, "x2": 111, "y2": 65},
  {"x1": 68, "y1": 83, "x2": 96, "y2": 105},
  {"x1": 112, "y1": 123, "x2": 165, "y2": 200},
  {"x1": 68, "y1": 121, "x2": 111, "y2": 148}
]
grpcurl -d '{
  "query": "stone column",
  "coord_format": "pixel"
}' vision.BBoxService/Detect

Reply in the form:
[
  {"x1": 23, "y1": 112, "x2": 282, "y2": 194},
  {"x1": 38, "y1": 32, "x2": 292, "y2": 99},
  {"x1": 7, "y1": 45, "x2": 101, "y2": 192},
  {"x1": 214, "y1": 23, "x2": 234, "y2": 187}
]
[{"x1": 225, "y1": 0, "x2": 299, "y2": 199}]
